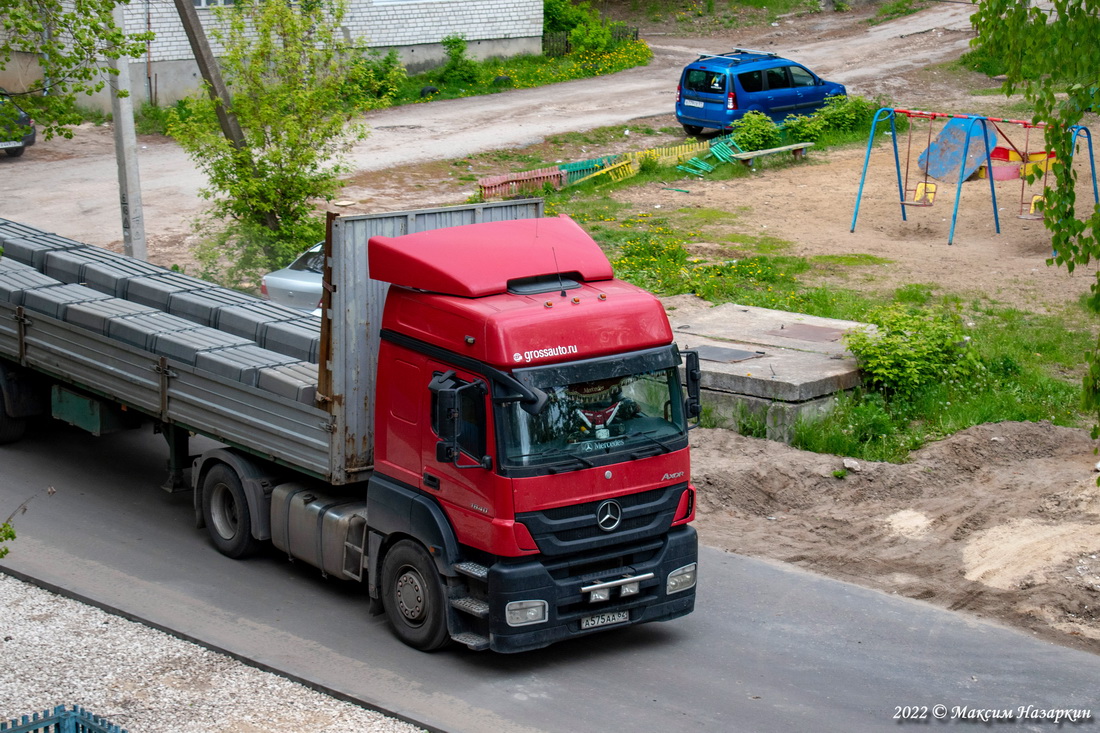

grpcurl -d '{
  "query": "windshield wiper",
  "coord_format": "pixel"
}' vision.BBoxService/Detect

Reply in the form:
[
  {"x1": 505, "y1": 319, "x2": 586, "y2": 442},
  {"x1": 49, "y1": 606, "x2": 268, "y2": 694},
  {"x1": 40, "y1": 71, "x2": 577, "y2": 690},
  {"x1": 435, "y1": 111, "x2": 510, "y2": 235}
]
[
  {"x1": 510, "y1": 450, "x2": 596, "y2": 471},
  {"x1": 629, "y1": 430, "x2": 675, "y2": 457}
]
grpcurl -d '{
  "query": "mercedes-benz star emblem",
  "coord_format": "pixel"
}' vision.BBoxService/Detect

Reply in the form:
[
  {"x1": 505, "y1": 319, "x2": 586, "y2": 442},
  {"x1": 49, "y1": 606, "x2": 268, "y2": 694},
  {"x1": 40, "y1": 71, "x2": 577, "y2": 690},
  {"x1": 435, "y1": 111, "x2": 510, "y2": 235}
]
[{"x1": 596, "y1": 500, "x2": 622, "y2": 532}]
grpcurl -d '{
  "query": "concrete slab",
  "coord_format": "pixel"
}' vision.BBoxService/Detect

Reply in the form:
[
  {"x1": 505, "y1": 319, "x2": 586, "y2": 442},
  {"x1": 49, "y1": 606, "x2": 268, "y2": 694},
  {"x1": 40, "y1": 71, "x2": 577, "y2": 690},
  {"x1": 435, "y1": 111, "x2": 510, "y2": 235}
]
[{"x1": 667, "y1": 303, "x2": 870, "y2": 441}]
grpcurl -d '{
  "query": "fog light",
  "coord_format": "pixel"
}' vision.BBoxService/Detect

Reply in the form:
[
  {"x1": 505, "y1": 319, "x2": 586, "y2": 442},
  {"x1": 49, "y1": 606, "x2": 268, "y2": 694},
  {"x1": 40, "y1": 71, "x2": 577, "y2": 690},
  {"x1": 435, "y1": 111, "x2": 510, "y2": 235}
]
[
  {"x1": 590, "y1": 587, "x2": 611, "y2": 603},
  {"x1": 505, "y1": 600, "x2": 548, "y2": 627},
  {"x1": 666, "y1": 563, "x2": 697, "y2": 594},
  {"x1": 620, "y1": 581, "x2": 640, "y2": 597}
]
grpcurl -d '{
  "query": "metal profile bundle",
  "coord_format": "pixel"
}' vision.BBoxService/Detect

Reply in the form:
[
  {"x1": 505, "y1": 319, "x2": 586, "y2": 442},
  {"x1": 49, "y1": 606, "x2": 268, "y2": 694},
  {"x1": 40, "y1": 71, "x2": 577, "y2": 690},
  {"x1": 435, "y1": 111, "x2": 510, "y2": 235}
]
[
  {"x1": 0, "y1": 258, "x2": 320, "y2": 405},
  {"x1": 1, "y1": 232, "x2": 87, "y2": 269}
]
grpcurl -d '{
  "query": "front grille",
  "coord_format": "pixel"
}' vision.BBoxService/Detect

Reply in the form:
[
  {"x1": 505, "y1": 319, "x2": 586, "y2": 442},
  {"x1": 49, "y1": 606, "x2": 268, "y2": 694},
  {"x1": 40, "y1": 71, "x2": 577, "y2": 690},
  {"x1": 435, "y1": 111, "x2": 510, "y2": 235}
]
[{"x1": 516, "y1": 484, "x2": 685, "y2": 557}]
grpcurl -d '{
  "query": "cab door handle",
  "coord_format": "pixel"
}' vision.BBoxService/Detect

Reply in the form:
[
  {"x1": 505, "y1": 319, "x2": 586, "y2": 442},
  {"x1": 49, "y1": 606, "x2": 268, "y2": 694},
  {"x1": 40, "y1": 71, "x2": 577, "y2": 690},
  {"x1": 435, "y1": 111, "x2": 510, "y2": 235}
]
[{"x1": 423, "y1": 472, "x2": 441, "y2": 490}]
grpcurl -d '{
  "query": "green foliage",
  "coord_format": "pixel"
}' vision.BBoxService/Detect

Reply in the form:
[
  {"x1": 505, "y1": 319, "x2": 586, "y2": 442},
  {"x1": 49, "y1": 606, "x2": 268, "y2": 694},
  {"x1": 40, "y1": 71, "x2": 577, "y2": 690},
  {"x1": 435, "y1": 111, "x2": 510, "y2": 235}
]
[
  {"x1": 344, "y1": 49, "x2": 407, "y2": 107},
  {"x1": 0, "y1": 0, "x2": 153, "y2": 139},
  {"x1": 166, "y1": 0, "x2": 367, "y2": 287},
  {"x1": 958, "y1": 24, "x2": 1057, "y2": 81},
  {"x1": 729, "y1": 111, "x2": 780, "y2": 151},
  {"x1": 814, "y1": 94, "x2": 878, "y2": 133},
  {"x1": 569, "y1": 15, "x2": 616, "y2": 55},
  {"x1": 134, "y1": 99, "x2": 196, "y2": 136},
  {"x1": 439, "y1": 35, "x2": 481, "y2": 86},
  {"x1": 894, "y1": 283, "x2": 935, "y2": 306},
  {"x1": 0, "y1": 521, "x2": 13, "y2": 560},
  {"x1": 972, "y1": 0, "x2": 1100, "y2": 427},
  {"x1": 844, "y1": 304, "x2": 979, "y2": 398},
  {"x1": 782, "y1": 113, "x2": 827, "y2": 143},
  {"x1": 394, "y1": 39, "x2": 651, "y2": 104},
  {"x1": 544, "y1": 0, "x2": 594, "y2": 32}
]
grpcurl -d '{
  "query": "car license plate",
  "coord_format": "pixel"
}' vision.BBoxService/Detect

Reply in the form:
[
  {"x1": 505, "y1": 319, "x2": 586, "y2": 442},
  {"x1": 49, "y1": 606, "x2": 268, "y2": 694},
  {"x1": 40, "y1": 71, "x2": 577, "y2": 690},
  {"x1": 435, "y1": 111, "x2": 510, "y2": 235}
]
[
  {"x1": 581, "y1": 610, "x2": 629, "y2": 630},
  {"x1": 0, "y1": 140, "x2": 21, "y2": 148},
  {"x1": 685, "y1": 99, "x2": 704, "y2": 108}
]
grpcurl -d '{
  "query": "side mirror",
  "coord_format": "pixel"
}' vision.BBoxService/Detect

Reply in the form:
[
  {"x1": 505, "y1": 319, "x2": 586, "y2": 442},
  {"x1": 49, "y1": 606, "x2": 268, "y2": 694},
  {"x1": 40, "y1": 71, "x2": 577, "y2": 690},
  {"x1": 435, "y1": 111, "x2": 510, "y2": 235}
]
[
  {"x1": 683, "y1": 350, "x2": 702, "y2": 420},
  {"x1": 429, "y1": 370, "x2": 460, "y2": 462},
  {"x1": 429, "y1": 371, "x2": 491, "y2": 470}
]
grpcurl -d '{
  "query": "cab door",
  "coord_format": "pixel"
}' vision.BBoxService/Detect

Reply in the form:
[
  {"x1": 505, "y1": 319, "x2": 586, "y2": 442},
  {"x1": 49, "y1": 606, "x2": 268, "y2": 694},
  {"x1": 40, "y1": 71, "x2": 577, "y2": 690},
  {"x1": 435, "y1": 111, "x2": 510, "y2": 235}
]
[{"x1": 422, "y1": 363, "x2": 502, "y2": 549}]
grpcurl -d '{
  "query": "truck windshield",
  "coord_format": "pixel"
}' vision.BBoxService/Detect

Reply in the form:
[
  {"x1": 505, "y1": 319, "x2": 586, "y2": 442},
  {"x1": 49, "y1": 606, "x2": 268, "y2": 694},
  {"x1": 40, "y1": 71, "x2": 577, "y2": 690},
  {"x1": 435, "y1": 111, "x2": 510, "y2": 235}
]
[{"x1": 499, "y1": 351, "x2": 688, "y2": 474}]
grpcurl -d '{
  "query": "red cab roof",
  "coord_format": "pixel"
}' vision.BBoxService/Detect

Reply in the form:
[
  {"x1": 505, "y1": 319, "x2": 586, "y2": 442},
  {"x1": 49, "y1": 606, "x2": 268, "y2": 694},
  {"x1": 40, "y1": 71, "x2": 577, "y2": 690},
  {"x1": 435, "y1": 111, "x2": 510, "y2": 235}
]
[{"x1": 367, "y1": 215, "x2": 614, "y2": 297}]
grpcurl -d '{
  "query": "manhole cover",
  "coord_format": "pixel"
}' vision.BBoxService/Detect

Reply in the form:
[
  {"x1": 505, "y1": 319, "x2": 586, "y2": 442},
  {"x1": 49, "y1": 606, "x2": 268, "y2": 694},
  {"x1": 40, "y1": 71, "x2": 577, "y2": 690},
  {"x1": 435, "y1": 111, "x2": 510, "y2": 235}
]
[
  {"x1": 764, "y1": 323, "x2": 846, "y2": 342},
  {"x1": 695, "y1": 345, "x2": 764, "y2": 363}
]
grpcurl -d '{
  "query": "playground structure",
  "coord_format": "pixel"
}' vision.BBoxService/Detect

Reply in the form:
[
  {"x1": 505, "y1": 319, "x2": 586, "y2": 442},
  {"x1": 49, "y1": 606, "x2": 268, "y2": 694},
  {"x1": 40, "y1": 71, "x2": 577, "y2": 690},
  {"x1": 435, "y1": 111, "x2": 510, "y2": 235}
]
[{"x1": 850, "y1": 107, "x2": 1098, "y2": 245}]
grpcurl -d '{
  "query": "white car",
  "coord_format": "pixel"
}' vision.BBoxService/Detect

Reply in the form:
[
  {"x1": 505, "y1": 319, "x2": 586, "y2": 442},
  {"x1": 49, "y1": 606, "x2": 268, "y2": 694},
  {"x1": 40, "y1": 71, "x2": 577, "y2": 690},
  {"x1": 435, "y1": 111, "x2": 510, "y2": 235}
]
[{"x1": 260, "y1": 242, "x2": 324, "y2": 314}]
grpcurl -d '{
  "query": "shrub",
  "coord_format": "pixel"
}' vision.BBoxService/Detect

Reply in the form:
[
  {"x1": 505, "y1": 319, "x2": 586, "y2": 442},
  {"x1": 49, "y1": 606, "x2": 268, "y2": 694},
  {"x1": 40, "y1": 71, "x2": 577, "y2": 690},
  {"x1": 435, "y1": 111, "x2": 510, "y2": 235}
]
[
  {"x1": 440, "y1": 35, "x2": 481, "y2": 86},
  {"x1": 844, "y1": 303, "x2": 980, "y2": 398},
  {"x1": 782, "y1": 113, "x2": 827, "y2": 143},
  {"x1": 344, "y1": 48, "x2": 407, "y2": 107},
  {"x1": 815, "y1": 94, "x2": 878, "y2": 133},
  {"x1": 730, "y1": 111, "x2": 780, "y2": 151},
  {"x1": 544, "y1": 0, "x2": 592, "y2": 33}
]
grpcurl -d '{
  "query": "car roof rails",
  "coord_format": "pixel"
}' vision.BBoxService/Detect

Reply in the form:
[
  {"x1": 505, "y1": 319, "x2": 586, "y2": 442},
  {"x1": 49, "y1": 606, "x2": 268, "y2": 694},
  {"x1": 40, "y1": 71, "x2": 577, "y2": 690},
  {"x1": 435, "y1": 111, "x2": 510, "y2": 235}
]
[{"x1": 693, "y1": 48, "x2": 779, "y2": 63}]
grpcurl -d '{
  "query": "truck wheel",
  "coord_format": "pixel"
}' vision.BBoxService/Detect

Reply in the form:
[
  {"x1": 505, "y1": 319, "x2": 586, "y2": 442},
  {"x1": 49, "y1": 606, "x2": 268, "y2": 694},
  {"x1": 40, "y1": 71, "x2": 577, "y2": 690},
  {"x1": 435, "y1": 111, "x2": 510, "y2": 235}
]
[
  {"x1": 202, "y1": 464, "x2": 259, "y2": 558},
  {"x1": 0, "y1": 409, "x2": 27, "y2": 444},
  {"x1": 381, "y1": 540, "x2": 450, "y2": 651}
]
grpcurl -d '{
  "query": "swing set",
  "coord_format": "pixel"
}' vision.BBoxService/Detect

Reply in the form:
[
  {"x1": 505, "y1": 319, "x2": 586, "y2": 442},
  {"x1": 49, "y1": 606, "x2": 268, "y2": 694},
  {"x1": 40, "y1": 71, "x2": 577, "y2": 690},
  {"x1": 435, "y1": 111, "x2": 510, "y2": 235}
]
[{"x1": 850, "y1": 107, "x2": 1098, "y2": 245}]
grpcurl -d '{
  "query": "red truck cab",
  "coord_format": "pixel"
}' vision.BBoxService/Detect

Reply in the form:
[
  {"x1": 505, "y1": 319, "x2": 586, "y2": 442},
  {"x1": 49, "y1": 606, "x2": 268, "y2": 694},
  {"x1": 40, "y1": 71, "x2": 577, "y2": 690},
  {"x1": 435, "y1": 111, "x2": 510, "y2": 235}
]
[{"x1": 365, "y1": 216, "x2": 699, "y2": 652}]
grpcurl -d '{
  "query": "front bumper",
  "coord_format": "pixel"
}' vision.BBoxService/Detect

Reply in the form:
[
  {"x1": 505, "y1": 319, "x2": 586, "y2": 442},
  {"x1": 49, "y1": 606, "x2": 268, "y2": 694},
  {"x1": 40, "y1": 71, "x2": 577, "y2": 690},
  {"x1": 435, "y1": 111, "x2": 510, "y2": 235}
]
[{"x1": 484, "y1": 524, "x2": 698, "y2": 653}]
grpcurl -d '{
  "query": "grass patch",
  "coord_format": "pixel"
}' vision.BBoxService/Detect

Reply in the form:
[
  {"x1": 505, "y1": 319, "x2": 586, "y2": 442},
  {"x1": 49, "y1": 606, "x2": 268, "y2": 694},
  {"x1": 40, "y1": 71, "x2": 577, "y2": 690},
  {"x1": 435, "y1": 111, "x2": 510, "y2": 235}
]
[
  {"x1": 810, "y1": 253, "x2": 892, "y2": 267},
  {"x1": 867, "y1": 0, "x2": 927, "y2": 26}
]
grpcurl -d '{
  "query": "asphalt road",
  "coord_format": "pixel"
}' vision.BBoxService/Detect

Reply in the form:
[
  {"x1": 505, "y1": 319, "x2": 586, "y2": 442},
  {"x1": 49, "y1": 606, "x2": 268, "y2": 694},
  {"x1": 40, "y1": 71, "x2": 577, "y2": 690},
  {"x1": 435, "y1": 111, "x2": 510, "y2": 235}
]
[{"x1": 2, "y1": 421, "x2": 1097, "y2": 733}]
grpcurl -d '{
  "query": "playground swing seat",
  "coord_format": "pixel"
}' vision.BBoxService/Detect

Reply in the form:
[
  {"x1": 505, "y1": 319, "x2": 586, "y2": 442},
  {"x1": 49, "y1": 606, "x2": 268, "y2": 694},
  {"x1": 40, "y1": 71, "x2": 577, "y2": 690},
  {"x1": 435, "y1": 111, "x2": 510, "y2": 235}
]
[
  {"x1": 907, "y1": 181, "x2": 937, "y2": 207},
  {"x1": 1021, "y1": 193, "x2": 1045, "y2": 220}
]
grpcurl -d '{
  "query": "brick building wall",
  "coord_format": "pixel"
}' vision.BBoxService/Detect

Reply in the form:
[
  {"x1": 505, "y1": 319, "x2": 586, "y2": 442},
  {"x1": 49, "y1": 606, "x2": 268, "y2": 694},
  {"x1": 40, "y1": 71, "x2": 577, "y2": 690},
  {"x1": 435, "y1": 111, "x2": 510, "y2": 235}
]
[{"x1": 1, "y1": 0, "x2": 543, "y2": 110}]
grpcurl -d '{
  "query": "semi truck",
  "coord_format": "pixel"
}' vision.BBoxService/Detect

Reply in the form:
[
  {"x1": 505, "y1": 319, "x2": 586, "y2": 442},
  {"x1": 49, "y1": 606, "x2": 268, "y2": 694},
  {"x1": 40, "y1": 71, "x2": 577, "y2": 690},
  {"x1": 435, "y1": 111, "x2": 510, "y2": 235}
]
[{"x1": 0, "y1": 200, "x2": 700, "y2": 653}]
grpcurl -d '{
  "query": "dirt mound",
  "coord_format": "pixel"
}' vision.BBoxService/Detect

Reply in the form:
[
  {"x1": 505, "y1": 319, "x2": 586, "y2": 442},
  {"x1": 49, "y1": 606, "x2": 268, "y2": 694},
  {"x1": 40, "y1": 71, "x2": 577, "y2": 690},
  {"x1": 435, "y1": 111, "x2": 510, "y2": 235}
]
[{"x1": 691, "y1": 421, "x2": 1100, "y2": 650}]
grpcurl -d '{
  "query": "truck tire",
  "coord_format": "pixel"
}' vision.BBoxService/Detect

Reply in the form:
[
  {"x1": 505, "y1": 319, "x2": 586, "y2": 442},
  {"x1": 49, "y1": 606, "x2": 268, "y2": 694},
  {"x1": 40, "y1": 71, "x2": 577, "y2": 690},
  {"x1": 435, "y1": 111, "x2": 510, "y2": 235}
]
[
  {"x1": 0, "y1": 409, "x2": 26, "y2": 444},
  {"x1": 381, "y1": 540, "x2": 450, "y2": 651},
  {"x1": 202, "y1": 464, "x2": 260, "y2": 558}
]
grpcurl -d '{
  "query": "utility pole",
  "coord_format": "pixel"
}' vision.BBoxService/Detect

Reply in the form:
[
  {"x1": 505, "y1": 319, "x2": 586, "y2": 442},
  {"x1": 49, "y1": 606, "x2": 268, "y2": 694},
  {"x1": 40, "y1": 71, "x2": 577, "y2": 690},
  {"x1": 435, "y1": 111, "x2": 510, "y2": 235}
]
[
  {"x1": 109, "y1": 3, "x2": 148, "y2": 260},
  {"x1": 171, "y1": 0, "x2": 246, "y2": 149},
  {"x1": 171, "y1": 0, "x2": 278, "y2": 230}
]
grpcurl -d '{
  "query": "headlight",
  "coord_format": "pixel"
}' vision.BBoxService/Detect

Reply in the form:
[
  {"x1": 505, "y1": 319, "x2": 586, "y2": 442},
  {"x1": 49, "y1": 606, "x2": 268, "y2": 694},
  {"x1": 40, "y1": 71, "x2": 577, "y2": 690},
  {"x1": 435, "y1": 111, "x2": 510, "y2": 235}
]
[
  {"x1": 666, "y1": 563, "x2": 697, "y2": 594},
  {"x1": 505, "y1": 600, "x2": 548, "y2": 627}
]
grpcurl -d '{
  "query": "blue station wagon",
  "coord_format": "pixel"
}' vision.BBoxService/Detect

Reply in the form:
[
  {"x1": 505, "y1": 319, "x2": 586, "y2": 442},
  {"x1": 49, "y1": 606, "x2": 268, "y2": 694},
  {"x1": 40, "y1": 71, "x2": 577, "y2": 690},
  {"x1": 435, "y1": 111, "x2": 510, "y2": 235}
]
[{"x1": 675, "y1": 49, "x2": 846, "y2": 135}]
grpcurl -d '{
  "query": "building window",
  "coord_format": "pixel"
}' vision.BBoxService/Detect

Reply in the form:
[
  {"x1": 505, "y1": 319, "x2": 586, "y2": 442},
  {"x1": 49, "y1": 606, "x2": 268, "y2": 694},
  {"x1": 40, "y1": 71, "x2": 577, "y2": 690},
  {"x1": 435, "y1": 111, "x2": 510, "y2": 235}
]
[{"x1": 193, "y1": 0, "x2": 234, "y2": 7}]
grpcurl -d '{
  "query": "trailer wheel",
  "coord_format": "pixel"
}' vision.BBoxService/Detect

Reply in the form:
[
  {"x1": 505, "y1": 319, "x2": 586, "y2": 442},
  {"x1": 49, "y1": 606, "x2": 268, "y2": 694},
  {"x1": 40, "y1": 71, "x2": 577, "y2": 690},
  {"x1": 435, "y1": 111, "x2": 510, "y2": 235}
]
[
  {"x1": 202, "y1": 464, "x2": 259, "y2": 558},
  {"x1": 0, "y1": 409, "x2": 26, "y2": 444},
  {"x1": 381, "y1": 540, "x2": 450, "y2": 651}
]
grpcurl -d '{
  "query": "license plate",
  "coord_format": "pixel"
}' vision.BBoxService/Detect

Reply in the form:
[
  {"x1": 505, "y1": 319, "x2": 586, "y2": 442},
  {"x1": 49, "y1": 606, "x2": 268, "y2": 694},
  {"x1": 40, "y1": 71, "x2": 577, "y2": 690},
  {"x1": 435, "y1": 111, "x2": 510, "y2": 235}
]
[
  {"x1": 684, "y1": 99, "x2": 705, "y2": 108},
  {"x1": 0, "y1": 140, "x2": 22, "y2": 149},
  {"x1": 581, "y1": 610, "x2": 629, "y2": 630}
]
